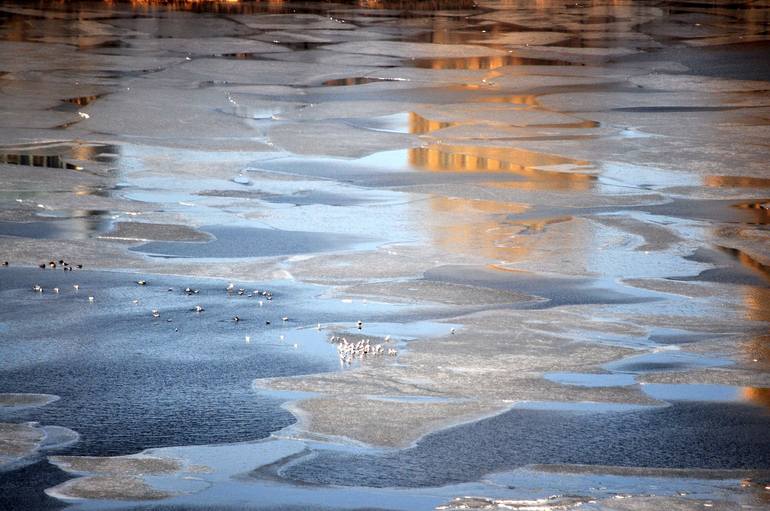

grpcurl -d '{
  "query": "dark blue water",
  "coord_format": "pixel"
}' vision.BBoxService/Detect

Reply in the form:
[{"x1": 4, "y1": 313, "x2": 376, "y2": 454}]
[
  {"x1": 0, "y1": 267, "x2": 353, "y2": 509},
  {"x1": 283, "y1": 402, "x2": 770, "y2": 488},
  {"x1": 0, "y1": 268, "x2": 346, "y2": 456}
]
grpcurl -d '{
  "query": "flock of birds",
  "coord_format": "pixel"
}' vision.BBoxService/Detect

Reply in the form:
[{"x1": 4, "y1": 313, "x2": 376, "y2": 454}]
[
  {"x1": 328, "y1": 334, "x2": 398, "y2": 366},
  {"x1": 10, "y1": 260, "x2": 399, "y2": 365}
]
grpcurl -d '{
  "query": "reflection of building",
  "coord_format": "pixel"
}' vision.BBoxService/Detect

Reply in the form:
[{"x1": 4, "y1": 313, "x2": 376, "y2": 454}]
[
  {"x1": 407, "y1": 105, "x2": 595, "y2": 262},
  {"x1": 1, "y1": 143, "x2": 121, "y2": 238},
  {"x1": 413, "y1": 55, "x2": 540, "y2": 71},
  {"x1": 408, "y1": 142, "x2": 594, "y2": 191},
  {"x1": 712, "y1": 245, "x2": 770, "y2": 411},
  {"x1": 705, "y1": 175, "x2": 770, "y2": 188},
  {"x1": 118, "y1": 0, "x2": 478, "y2": 13},
  {"x1": 408, "y1": 112, "x2": 456, "y2": 134}
]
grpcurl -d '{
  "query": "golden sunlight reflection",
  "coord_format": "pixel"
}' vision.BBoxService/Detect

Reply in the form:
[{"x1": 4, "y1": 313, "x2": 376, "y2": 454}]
[
  {"x1": 475, "y1": 95, "x2": 540, "y2": 106},
  {"x1": 705, "y1": 176, "x2": 770, "y2": 188},
  {"x1": 426, "y1": 191, "x2": 577, "y2": 262},
  {"x1": 412, "y1": 55, "x2": 536, "y2": 71},
  {"x1": 427, "y1": 196, "x2": 544, "y2": 261},
  {"x1": 408, "y1": 112, "x2": 458, "y2": 134},
  {"x1": 719, "y1": 245, "x2": 770, "y2": 410},
  {"x1": 743, "y1": 386, "x2": 770, "y2": 410},
  {"x1": 408, "y1": 143, "x2": 595, "y2": 191}
]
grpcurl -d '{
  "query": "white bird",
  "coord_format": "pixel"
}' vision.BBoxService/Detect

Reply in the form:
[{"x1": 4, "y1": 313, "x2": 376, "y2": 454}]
[
  {"x1": 73, "y1": 284, "x2": 80, "y2": 290},
  {"x1": 88, "y1": 296, "x2": 94, "y2": 303},
  {"x1": 152, "y1": 309, "x2": 160, "y2": 318},
  {"x1": 194, "y1": 305, "x2": 204, "y2": 313},
  {"x1": 53, "y1": 287, "x2": 59, "y2": 294}
]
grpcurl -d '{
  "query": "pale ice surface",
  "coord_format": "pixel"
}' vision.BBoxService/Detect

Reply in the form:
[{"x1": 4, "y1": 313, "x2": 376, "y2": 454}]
[{"x1": 0, "y1": 0, "x2": 768, "y2": 510}]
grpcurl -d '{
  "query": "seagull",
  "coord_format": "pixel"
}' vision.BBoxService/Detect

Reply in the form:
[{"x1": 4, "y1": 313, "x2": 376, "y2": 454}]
[
  {"x1": 73, "y1": 284, "x2": 80, "y2": 290},
  {"x1": 194, "y1": 305, "x2": 204, "y2": 313},
  {"x1": 450, "y1": 328, "x2": 456, "y2": 335},
  {"x1": 282, "y1": 316, "x2": 289, "y2": 322},
  {"x1": 152, "y1": 309, "x2": 160, "y2": 318},
  {"x1": 226, "y1": 283, "x2": 235, "y2": 292},
  {"x1": 88, "y1": 296, "x2": 94, "y2": 303},
  {"x1": 53, "y1": 287, "x2": 59, "y2": 293},
  {"x1": 357, "y1": 320, "x2": 363, "y2": 330},
  {"x1": 136, "y1": 280, "x2": 147, "y2": 286},
  {"x1": 33, "y1": 284, "x2": 43, "y2": 293},
  {"x1": 232, "y1": 315, "x2": 241, "y2": 322}
]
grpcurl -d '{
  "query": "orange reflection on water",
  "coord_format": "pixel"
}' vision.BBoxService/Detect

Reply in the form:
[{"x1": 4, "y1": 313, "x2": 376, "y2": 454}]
[
  {"x1": 720, "y1": 246, "x2": 770, "y2": 411},
  {"x1": 743, "y1": 386, "x2": 770, "y2": 410},
  {"x1": 705, "y1": 175, "x2": 770, "y2": 188},
  {"x1": 408, "y1": 144, "x2": 595, "y2": 191},
  {"x1": 476, "y1": 94, "x2": 539, "y2": 106},
  {"x1": 412, "y1": 55, "x2": 533, "y2": 71},
  {"x1": 408, "y1": 112, "x2": 458, "y2": 134},
  {"x1": 426, "y1": 196, "x2": 556, "y2": 261},
  {"x1": 731, "y1": 202, "x2": 770, "y2": 225},
  {"x1": 409, "y1": 144, "x2": 586, "y2": 172}
]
